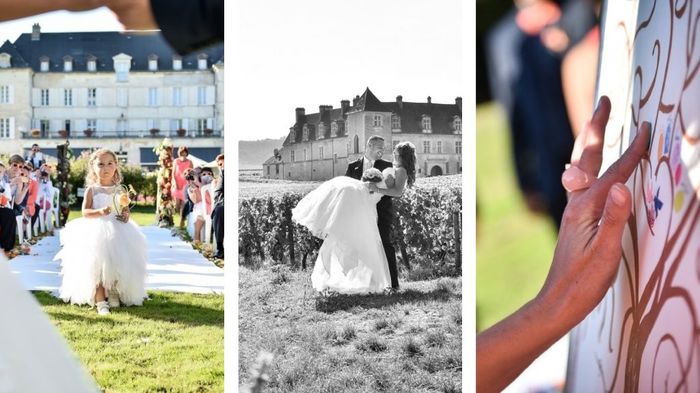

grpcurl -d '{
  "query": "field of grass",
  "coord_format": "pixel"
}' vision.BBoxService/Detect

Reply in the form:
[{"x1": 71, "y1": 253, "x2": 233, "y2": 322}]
[
  {"x1": 476, "y1": 103, "x2": 558, "y2": 331},
  {"x1": 239, "y1": 266, "x2": 462, "y2": 393},
  {"x1": 68, "y1": 204, "x2": 161, "y2": 227},
  {"x1": 35, "y1": 291, "x2": 224, "y2": 392}
]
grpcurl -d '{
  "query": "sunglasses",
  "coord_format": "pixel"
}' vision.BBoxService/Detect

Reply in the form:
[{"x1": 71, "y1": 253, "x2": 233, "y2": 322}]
[{"x1": 11, "y1": 163, "x2": 22, "y2": 168}]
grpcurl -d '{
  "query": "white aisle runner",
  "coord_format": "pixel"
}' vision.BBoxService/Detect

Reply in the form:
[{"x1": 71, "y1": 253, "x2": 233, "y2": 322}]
[{"x1": 8, "y1": 226, "x2": 224, "y2": 295}]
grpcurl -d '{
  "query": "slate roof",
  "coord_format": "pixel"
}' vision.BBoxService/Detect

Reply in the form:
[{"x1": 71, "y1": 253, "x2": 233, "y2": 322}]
[
  {"x1": 283, "y1": 88, "x2": 461, "y2": 146},
  {"x1": 0, "y1": 30, "x2": 223, "y2": 72}
]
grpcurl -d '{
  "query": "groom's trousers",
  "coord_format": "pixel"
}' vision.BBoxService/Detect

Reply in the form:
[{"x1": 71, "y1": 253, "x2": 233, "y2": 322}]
[{"x1": 377, "y1": 215, "x2": 398, "y2": 288}]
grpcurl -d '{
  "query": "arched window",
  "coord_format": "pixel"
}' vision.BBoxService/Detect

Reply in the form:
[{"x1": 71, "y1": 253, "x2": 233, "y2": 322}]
[{"x1": 353, "y1": 135, "x2": 359, "y2": 154}]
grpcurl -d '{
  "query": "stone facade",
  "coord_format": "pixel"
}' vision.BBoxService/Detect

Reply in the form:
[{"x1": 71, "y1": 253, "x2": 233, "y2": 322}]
[
  {"x1": 0, "y1": 25, "x2": 224, "y2": 166},
  {"x1": 263, "y1": 88, "x2": 462, "y2": 180}
]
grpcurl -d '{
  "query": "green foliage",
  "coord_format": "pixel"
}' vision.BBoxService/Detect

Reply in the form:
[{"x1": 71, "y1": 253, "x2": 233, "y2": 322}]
[{"x1": 238, "y1": 176, "x2": 462, "y2": 278}]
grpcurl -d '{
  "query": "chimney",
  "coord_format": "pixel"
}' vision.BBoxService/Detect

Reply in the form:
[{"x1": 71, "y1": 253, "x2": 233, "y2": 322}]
[
  {"x1": 295, "y1": 107, "x2": 306, "y2": 126},
  {"x1": 352, "y1": 95, "x2": 360, "y2": 106},
  {"x1": 455, "y1": 96, "x2": 462, "y2": 112},
  {"x1": 340, "y1": 100, "x2": 350, "y2": 116},
  {"x1": 427, "y1": 96, "x2": 432, "y2": 104},
  {"x1": 396, "y1": 95, "x2": 403, "y2": 110},
  {"x1": 31, "y1": 23, "x2": 41, "y2": 41}
]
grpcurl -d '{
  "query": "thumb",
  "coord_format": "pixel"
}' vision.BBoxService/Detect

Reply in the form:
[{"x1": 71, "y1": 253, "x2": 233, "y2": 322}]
[{"x1": 591, "y1": 183, "x2": 632, "y2": 255}]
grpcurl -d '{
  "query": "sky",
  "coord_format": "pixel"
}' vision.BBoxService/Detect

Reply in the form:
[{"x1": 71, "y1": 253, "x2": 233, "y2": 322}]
[
  {"x1": 0, "y1": 8, "x2": 122, "y2": 44},
  {"x1": 234, "y1": 0, "x2": 463, "y2": 141}
]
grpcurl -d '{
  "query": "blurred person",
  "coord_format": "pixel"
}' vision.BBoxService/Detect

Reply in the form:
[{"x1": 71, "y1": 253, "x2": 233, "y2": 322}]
[
  {"x1": 212, "y1": 154, "x2": 223, "y2": 259},
  {"x1": 25, "y1": 144, "x2": 45, "y2": 170},
  {"x1": 477, "y1": 97, "x2": 650, "y2": 392},
  {"x1": 171, "y1": 146, "x2": 193, "y2": 228},
  {"x1": 486, "y1": 0, "x2": 576, "y2": 228},
  {"x1": 185, "y1": 167, "x2": 205, "y2": 244},
  {"x1": 0, "y1": 162, "x2": 15, "y2": 252},
  {"x1": 19, "y1": 164, "x2": 38, "y2": 235}
]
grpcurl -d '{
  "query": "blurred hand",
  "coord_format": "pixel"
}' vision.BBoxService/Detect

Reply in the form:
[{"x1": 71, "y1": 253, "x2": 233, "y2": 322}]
[
  {"x1": 540, "y1": 96, "x2": 650, "y2": 328},
  {"x1": 104, "y1": 0, "x2": 157, "y2": 30},
  {"x1": 101, "y1": 206, "x2": 111, "y2": 216}
]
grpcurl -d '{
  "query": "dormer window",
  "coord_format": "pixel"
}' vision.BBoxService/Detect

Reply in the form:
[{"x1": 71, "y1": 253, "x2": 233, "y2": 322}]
[
  {"x1": 422, "y1": 115, "x2": 432, "y2": 133},
  {"x1": 40, "y1": 56, "x2": 49, "y2": 72},
  {"x1": 87, "y1": 55, "x2": 97, "y2": 72},
  {"x1": 0, "y1": 53, "x2": 10, "y2": 69},
  {"x1": 373, "y1": 114, "x2": 383, "y2": 127},
  {"x1": 453, "y1": 116, "x2": 461, "y2": 134},
  {"x1": 112, "y1": 53, "x2": 132, "y2": 82},
  {"x1": 148, "y1": 54, "x2": 158, "y2": 71},
  {"x1": 302, "y1": 125, "x2": 309, "y2": 141},
  {"x1": 391, "y1": 114, "x2": 401, "y2": 131},
  {"x1": 331, "y1": 122, "x2": 338, "y2": 138},
  {"x1": 63, "y1": 56, "x2": 72, "y2": 72},
  {"x1": 197, "y1": 54, "x2": 208, "y2": 70},
  {"x1": 173, "y1": 55, "x2": 182, "y2": 70},
  {"x1": 290, "y1": 127, "x2": 296, "y2": 143},
  {"x1": 317, "y1": 124, "x2": 325, "y2": 140}
]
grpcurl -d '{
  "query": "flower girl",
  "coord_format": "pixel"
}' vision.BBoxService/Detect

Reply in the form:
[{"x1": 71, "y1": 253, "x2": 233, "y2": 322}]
[{"x1": 55, "y1": 149, "x2": 147, "y2": 315}]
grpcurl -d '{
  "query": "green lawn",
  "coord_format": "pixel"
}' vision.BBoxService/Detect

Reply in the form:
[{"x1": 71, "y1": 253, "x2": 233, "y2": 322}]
[
  {"x1": 476, "y1": 103, "x2": 558, "y2": 331},
  {"x1": 35, "y1": 291, "x2": 224, "y2": 392},
  {"x1": 68, "y1": 204, "x2": 164, "y2": 227},
  {"x1": 239, "y1": 266, "x2": 462, "y2": 393}
]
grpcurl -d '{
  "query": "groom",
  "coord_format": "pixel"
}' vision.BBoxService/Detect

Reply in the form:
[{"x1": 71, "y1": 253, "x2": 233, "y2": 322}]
[{"x1": 345, "y1": 135, "x2": 399, "y2": 290}]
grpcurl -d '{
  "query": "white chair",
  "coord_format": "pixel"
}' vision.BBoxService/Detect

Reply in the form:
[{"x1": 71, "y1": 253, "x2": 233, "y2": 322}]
[
  {"x1": 16, "y1": 213, "x2": 31, "y2": 244},
  {"x1": 35, "y1": 188, "x2": 50, "y2": 234},
  {"x1": 200, "y1": 184, "x2": 214, "y2": 245},
  {"x1": 49, "y1": 187, "x2": 60, "y2": 230}
]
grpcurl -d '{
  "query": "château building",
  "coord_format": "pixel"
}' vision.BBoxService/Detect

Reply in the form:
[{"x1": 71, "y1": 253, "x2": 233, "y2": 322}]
[
  {"x1": 263, "y1": 88, "x2": 462, "y2": 180},
  {"x1": 0, "y1": 24, "x2": 224, "y2": 167}
]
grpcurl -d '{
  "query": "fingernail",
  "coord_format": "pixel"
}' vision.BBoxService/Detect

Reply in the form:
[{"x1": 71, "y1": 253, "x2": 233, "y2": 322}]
[
  {"x1": 594, "y1": 97, "x2": 603, "y2": 115},
  {"x1": 643, "y1": 121, "x2": 652, "y2": 152},
  {"x1": 611, "y1": 184, "x2": 626, "y2": 206}
]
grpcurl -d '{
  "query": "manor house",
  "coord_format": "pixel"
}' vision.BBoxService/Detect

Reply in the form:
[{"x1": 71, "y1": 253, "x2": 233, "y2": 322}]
[
  {"x1": 263, "y1": 88, "x2": 462, "y2": 180},
  {"x1": 0, "y1": 24, "x2": 224, "y2": 167}
]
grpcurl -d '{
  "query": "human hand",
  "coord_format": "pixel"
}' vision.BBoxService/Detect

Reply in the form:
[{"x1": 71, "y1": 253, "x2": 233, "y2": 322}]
[
  {"x1": 104, "y1": 0, "x2": 158, "y2": 30},
  {"x1": 101, "y1": 206, "x2": 111, "y2": 216},
  {"x1": 0, "y1": 0, "x2": 104, "y2": 22},
  {"x1": 539, "y1": 96, "x2": 650, "y2": 330}
]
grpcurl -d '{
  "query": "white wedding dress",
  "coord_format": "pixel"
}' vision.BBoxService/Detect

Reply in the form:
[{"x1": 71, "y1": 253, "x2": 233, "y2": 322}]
[
  {"x1": 55, "y1": 185, "x2": 148, "y2": 306},
  {"x1": 292, "y1": 168, "x2": 393, "y2": 294}
]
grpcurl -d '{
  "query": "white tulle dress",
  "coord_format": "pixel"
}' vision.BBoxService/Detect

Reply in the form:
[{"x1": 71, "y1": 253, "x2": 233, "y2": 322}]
[
  {"x1": 55, "y1": 185, "x2": 148, "y2": 306},
  {"x1": 292, "y1": 169, "x2": 393, "y2": 294}
]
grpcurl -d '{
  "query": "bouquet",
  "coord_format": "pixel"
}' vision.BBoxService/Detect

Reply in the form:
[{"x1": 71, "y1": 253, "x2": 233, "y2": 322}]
[
  {"x1": 113, "y1": 184, "x2": 137, "y2": 216},
  {"x1": 361, "y1": 168, "x2": 383, "y2": 183}
]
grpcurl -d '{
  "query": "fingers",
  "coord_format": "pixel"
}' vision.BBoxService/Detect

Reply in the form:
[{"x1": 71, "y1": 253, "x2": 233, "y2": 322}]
[
  {"x1": 590, "y1": 183, "x2": 632, "y2": 256},
  {"x1": 562, "y1": 165, "x2": 593, "y2": 193},
  {"x1": 587, "y1": 122, "x2": 650, "y2": 211},
  {"x1": 572, "y1": 96, "x2": 611, "y2": 177}
]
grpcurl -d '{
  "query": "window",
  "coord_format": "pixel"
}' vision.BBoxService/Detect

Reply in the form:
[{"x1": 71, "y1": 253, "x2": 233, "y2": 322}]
[
  {"x1": 64, "y1": 89, "x2": 72, "y2": 106},
  {"x1": 437, "y1": 141, "x2": 442, "y2": 153},
  {"x1": 147, "y1": 119, "x2": 158, "y2": 130},
  {"x1": 40, "y1": 89, "x2": 49, "y2": 106},
  {"x1": 331, "y1": 122, "x2": 338, "y2": 137},
  {"x1": 454, "y1": 117, "x2": 461, "y2": 133},
  {"x1": 113, "y1": 55, "x2": 131, "y2": 82},
  {"x1": 87, "y1": 58, "x2": 96, "y2": 72},
  {"x1": 0, "y1": 53, "x2": 10, "y2": 68},
  {"x1": 40, "y1": 120, "x2": 49, "y2": 135},
  {"x1": 319, "y1": 146, "x2": 324, "y2": 160},
  {"x1": 422, "y1": 116, "x2": 432, "y2": 132},
  {"x1": 87, "y1": 119, "x2": 97, "y2": 132},
  {"x1": 63, "y1": 56, "x2": 72, "y2": 72},
  {"x1": 87, "y1": 88, "x2": 96, "y2": 106},
  {"x1": 373, "y1": 114, "x2": 383, "y2": 127},
  {"x1": 303, "y1": 149, "x2": 307, "y2": 161},
  {"x1": 148, "y1": 88, "x2": 159, "y2": 106},
  {"x1": 197, "y1": 54, "x2": 208, "y2": 70},
  {"x1": 40, "y1": 57, "x2": 49, "y2": 72},
  {"x1": 148, "y1": 55, "x2": 158, "y2": 71},
  {"x1": 198, "y1": 86, "x2": 207, "y2": 105},
  {"x1": 456, "y1": 141, "x2": 462, "y2": 154},
  {"x1": 391, "y1": 114, "x2": 400, "y2": 130},
  {"x1": 302, "y1": 125, "x2": 309, "y2": 141},
  {"x1": 173, "y1": 56, "x2": 182, "y2": 70},
  {"x1": 0, "y1": 86, "x2": 9, "y2": 104},
  {"x1": 291, "y1": 150, "x2": 295, "y2": 162},
  {"x1": 173, "y1": 87, "x2": 183, "y2": 106},
  {"x1": 275, "y1": 164, "x2": 279, "y2": 175},
  {"x1": 353, "y1": 135, "x2": 359, "y2": 154},
  {"x1": 334, "y1": 153, "x2": 338, "y2": 163},
  {"x1": 117, "y1": 88, "x2": 127, "y2": 107},
  {"x1": 0, "y1": 118, "x2": 10, "y2": 138},
  {"x1": 267, "y1": 166, "x2": 270, "y2": 175},
  {"x1": 423, "y1": 141, "x2": 430, "y2": 153},
  {"x1": 197, "y1": 118, "x2": 208, "y2": 133}
]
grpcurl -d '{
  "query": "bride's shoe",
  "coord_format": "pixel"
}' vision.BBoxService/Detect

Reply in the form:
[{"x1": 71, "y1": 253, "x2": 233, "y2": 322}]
[
  {"x1": 108, "y1": 292, "x2": 120, "y2": 308},
  {"x1": 96, "y1": 301, "x2": 110, "y2": 315}
]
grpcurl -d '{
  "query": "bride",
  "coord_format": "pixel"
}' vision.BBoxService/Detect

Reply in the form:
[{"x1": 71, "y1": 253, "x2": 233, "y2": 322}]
[{"x1": 292, "y1": 141, "x2": 416, "y2": 294}]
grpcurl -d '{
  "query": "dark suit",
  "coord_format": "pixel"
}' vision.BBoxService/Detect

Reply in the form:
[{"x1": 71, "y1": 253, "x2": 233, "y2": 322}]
[
  {"x1": 346, "y1": 158, "x2": 399, "y2": 288},
  {"x1": 212, "y1": 170, "x2": 224, "y2": 256},
  {"x1": 151, "y1": 0, "x2": 224, "y2": 55}
]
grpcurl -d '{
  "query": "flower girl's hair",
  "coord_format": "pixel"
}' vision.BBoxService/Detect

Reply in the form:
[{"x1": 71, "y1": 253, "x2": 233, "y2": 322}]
[{"x1": 85, "y1": 148, "x2": 122, "y2": 186}]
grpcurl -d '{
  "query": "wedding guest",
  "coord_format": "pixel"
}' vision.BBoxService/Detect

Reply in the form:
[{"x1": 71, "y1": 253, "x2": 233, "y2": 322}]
[
  {"x1": 477, "y1": 97, "x2": 650, "y2": 392},
  {"x1": 25, "y1": 144, "x2": 45, "y2": 170},
  {"x1": 0, "y1": 163, "x2": 15, "y2": 253},
  {"x1": 18, "y1": 165, "x2": 39, "y2": 236},
  {"x1": 172, "y1": 146, "x2": 193, "y2": 228},
  {"x1": 185, "y1": 168, "x2": 205, "y2": 244},
  {"x1": 30, "y1": 168, "x2": 44, "y2": 231},
  {"x1": 212, "y1": 154, "x2": 223, "y2": 259}
]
